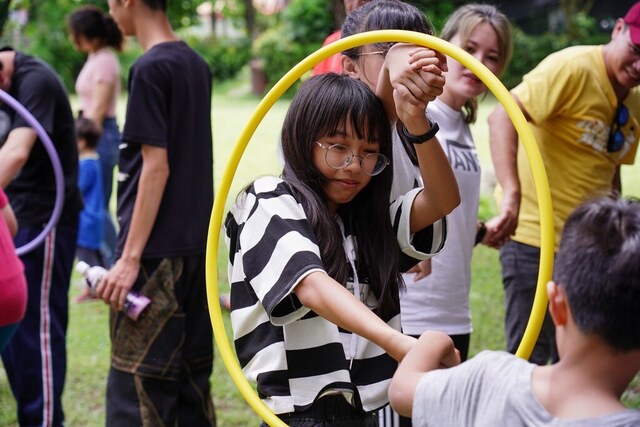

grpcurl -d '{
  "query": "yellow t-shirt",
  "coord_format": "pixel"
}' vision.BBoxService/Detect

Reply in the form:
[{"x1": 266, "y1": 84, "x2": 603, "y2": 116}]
[{"x1": 512, "y1": 45, "x2": 640, "y2": 248}]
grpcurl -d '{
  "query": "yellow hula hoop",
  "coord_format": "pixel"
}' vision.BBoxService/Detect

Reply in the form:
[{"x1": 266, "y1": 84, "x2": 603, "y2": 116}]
[{"x1": 205, "y1": 30, "x2": 555, "y2": 426}]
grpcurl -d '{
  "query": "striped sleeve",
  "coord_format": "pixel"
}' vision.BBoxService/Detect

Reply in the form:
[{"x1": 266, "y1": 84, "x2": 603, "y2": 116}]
[
  {"x1": 390, "y1": 187, "x2": 447, "y2": 261},
  {"x1": 228, "y1": 177, "x2": 326, "y2": 326}
]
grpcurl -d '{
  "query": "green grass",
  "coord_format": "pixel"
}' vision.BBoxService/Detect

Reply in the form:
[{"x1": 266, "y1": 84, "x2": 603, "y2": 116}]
[{"x1": 1, "y1": 84, "x2": 638, "y2": 426}]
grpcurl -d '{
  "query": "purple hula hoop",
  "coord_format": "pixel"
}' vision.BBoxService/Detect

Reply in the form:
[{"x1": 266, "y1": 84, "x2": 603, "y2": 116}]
[{"x1": 0, "y1": 89, "x2": 64, "y2": 255}]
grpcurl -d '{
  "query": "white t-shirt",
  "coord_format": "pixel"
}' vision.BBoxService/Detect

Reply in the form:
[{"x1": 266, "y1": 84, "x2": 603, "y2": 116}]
[{"x1": 391, "y1": 98, "x2": 481, "y2": 336}]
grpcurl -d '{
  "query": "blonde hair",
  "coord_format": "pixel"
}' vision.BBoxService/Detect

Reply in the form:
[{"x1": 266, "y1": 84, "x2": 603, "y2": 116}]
[{"x1": 440, "y1": 4, "x2": 513, "y2": 123}]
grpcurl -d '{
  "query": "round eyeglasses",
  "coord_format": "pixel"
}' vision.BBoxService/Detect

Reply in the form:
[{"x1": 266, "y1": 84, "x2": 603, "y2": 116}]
[
  {"x1": 316, "y1": 141, "x2": 389, "y2": 176},
  {"x1": 607, "y1": 103, "x2": 629, "y2": 153}
]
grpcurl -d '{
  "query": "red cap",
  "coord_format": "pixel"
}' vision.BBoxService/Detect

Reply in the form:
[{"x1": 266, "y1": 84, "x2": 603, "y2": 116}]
[{"x1": 624, "y1": 2, "x2": 640, "y2": 45}]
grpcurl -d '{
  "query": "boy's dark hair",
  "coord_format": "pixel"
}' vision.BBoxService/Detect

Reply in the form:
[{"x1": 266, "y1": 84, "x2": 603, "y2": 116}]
[
  {"x1": 67, "y1": 5, "x2": 124, "y2": 51},
  {"x1": 280, "y1": 73, "x2": 402, "y2": 318},
  {"x1": 76, "y1": 117, "x2": 101, "y2": 149},
  {"x1": 554, "y1": 196, "x2": 640, "y2": 351},
  {"x1": 342, "y1": 0, "x2": 434, "y2": 59}
]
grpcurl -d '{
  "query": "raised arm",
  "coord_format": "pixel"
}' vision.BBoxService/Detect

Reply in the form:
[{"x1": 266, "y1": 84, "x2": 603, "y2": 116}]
[
  {"x1": 486, "y1": 95, "x2": 530, "y2": 247},
  {"x1": 295, "y1": 271, "x2": 417, "y2": 362},
  {"x1": 404, "y1": 119, "x2": 460, "y2": 233},
  {"x1": 383, "y1": 45, "x2": 459, "y2": 232},
  {"x1": 376, "y1": 44, "x2": 446, "y2": 122}
]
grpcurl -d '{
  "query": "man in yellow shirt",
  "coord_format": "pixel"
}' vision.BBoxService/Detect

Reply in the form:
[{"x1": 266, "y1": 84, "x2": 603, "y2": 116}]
[{"x1": 488, "y1": 2, "x2": 640, "y2": 364}]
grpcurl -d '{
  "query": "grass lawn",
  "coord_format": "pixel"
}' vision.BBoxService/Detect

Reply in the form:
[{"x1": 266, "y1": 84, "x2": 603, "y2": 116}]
[{"x1": 1, "y1": 78, "x2": 639, "y2": 426}]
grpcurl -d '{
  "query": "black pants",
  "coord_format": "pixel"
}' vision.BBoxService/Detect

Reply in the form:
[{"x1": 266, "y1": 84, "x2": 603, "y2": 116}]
[
  {"x1": 106, "y1": 256, "x2": 216, "y2": 426},
  {"x1": 265, "y1": 394, "x2": 378, "y2": 427},
  {"x1": 2, "y1": 224, "x2": 77, "y2": 427},
  {"x1": 500, "y1": 241, "x2": 558, "y2": 365}
]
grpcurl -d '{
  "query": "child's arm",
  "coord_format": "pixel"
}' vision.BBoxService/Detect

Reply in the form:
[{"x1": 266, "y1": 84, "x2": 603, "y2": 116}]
[
  {"x1": 385, "y1": 47, "x2": 460, "y2": 233},
  {"x1": 376, "y1": 44, "x2": 446, "y2": 122},
  {"x1": 388, "y1": 331, "x2": 460, "y2": 417},
  {"x1": 377, "y1": 44, "x2": 459, "y2": 231},
  {"x1": 295, "y1": 271, "x2": 417, "y2": 362}
]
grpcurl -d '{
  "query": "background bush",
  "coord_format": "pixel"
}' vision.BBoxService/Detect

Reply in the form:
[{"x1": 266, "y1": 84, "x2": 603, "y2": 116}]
[
  {"x1": 188, "y1": 36, "x2": 252, "y2": 82},
  {"x1": 0, "y1": 0, "x2": 616, "y2": 99},
  {"x1": 501, "y1": 23, "x2": 609, "y2": 89},
  {"x1": 253, "y1": 0, "x2": 334, "y2": 95},
  {"x1": 251, "y1": 0, "x2": 612, "y2": 95}
]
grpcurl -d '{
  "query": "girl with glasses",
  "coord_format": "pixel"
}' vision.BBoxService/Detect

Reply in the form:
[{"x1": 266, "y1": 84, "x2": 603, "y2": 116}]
[{"x1": 224, "y1": 72, "x2": 458, "y2": 426}]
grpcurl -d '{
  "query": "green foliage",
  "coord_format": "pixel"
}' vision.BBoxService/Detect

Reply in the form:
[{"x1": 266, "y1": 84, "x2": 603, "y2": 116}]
[
  {"x1": 187, "y1": 35, "x2": 252, "y2": 82},
  {"x1": 1, "y1": 0, "x2": 202, "y2": 91},
  {"x1": 23, "y1": 19, "x2": 85, "y2": 93},
  {"x1": 568, "y1": 11, "x2": 600, "y2": 40},
  {"x1": 117, "y1": 40, "x2": 144, "y2": 89},
  {"x1": 17, "y1": 0, "x2": 104, "y2": 92},
  {"x1": 164, "y1": 0, "x2": 199, "y2": 30},
  {"x1": 407, "y1": 0, "x2": 459, "y2": 33},
  {"x1": 253, "y1": 26, "x2": 319, "y2": 95},
  {"x1": 407, "y1": 1, "x2": 608, "y2": 91},
  {"x1": 282, "y1": 0, "x2": 333, "y2": 44},
  {"x1": 500, "y1": 25, "x2": 609, "y2": 89},
  {"x1": 478, "y1": 194, "x2": 498, "y2": 221},
  {"x1": 253, "y1": 0, "x2": 333, "y2": 95},
  {"x1": 624, "y1": 376, "x2": 640, "y2": 408},
  {"x1": 0, "y1": 0, "x2": 12, "y2": 37}
]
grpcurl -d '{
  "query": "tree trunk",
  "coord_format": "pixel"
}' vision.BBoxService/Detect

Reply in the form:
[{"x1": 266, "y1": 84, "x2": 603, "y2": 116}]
[
  {"x1": 245, "y1": 0, "x2": 256, "y2": 40},
  {"x1": 0, "y1": 0, "x2": 12, "y2": 37},
  {"x1": 332, "y1": 0, "x2": 345, "y2": 30}
]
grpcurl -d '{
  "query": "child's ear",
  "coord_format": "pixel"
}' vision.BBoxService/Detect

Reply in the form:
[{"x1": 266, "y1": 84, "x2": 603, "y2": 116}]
[
  {"x1": 547, "y1": 281, "x2": 568, "y2": 326},
  {"x1": 342, "y1": 55, "x2": 360, "y2": 79}
]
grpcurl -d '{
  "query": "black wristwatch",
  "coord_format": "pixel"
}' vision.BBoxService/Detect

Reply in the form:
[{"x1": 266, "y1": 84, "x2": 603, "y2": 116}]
[
  {"x1": 400, "y1": 119, "x2": 439, "y2": 145},
  {"x1": 474, "y1": 221, "x2": 487, "y2": 246}
]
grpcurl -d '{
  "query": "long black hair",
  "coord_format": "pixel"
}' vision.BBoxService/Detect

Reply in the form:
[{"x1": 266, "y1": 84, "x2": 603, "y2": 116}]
[{"x1": 281, "y1": 73, "x2": 402, "y2": 318}]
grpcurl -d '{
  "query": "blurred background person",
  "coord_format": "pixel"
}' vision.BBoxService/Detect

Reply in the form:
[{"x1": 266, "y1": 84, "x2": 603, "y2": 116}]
[
  {"x1": 0, "y1": 188, "x2": 26, "y2": 352},
  {"x1": 67, "y1": 5, "x2": 124, "y2": 266}
]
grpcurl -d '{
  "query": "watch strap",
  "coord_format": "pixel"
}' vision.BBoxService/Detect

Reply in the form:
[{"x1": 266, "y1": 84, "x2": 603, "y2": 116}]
[{"x1": 400, "y1": 120, "x2": 439, "y2": 145}]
